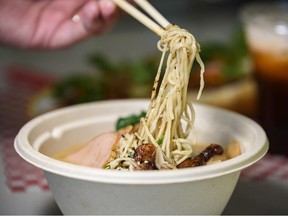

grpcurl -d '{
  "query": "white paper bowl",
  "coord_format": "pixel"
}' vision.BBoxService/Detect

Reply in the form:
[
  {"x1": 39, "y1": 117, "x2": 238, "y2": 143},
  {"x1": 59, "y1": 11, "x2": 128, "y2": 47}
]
[{"x1": 14, "y1": 99, "x2": 268, "y2": 215}]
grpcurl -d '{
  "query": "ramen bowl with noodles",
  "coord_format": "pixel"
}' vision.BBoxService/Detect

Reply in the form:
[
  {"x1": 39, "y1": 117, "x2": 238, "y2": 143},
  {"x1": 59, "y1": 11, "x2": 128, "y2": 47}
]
[{"x1": 14, "y1": 99, "x2": 268, "y2": 215}]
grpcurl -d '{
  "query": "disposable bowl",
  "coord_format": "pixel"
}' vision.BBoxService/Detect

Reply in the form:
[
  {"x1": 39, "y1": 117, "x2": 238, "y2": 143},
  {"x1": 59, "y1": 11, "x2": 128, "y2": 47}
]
[{"x1": 14, "y1": 99, "x2": 268, "y2": 215}]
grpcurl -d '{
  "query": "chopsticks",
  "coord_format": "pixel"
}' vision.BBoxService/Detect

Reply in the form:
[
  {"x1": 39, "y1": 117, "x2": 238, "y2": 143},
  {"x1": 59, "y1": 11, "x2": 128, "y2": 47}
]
[
  {"x1": 112, "y1": 0, "x2": 170, "y2": 36},
  {"x1": 133, "y1": 0, "x2": 170, "y2": 28}
]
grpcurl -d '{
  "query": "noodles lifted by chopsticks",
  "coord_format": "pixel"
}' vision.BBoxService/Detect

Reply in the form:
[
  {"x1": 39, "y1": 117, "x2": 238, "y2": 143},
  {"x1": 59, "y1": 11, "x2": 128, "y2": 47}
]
[{"x1": 108, "y1": 24, "x2": 205, "y2": 170}]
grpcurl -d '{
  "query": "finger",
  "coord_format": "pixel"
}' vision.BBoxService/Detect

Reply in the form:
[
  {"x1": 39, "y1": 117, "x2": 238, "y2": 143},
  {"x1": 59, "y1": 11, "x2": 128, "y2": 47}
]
[
  {"x1": 80, "y1": 0, "x2": 118, "y2": 34},
  {"x1": 80, "y1": 0, "x2": 102, "y2": 33},
  {"x1": 99, "y1": 0, "x2": 117, "y2": 19},
  {"x1": 43, "y1": 0, "x2": 118, "y2": 49}
]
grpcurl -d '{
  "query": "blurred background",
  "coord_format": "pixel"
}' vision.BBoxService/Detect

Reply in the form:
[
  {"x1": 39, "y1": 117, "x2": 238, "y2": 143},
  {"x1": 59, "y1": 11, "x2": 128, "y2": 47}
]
[
  {"x1": 0, "y1": 0, "x2": 288, "y2": 215},
  {"x1": 0, "y1": 0, "x2": 258, "y2": 117}
]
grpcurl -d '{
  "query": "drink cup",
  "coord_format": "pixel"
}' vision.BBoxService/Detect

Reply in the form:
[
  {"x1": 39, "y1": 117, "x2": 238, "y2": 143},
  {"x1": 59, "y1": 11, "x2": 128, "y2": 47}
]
[{"x1": 241, "y1": 2, "x2": 288, "y2": 154}]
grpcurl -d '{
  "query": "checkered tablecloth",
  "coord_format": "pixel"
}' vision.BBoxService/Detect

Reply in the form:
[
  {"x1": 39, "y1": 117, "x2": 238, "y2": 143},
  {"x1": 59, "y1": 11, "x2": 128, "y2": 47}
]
[
  {"x1": 241, "y1": 154, "x2": 288, "y2": 182},
  {"x1": 1, "y1": 67, "x2": 288, "y2": 193},
  {"x1": 0, "y1": 67, "x2": 55, "y2": 192}
]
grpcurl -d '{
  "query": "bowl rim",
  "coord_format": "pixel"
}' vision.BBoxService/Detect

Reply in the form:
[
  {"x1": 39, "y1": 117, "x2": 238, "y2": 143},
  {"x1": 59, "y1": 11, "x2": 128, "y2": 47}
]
[{"x1": 14, "y1": 99, "x2": 269, "y2": 185}]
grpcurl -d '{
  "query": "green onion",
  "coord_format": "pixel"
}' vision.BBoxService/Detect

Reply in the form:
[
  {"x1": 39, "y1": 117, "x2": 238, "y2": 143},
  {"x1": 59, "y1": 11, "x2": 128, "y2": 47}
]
[
  {"x1": 128, "y1": 152, "x2": 135, "y2": 158},
  {"x1": 157, "y1": 136, "x2": 164, "y2": 145}
]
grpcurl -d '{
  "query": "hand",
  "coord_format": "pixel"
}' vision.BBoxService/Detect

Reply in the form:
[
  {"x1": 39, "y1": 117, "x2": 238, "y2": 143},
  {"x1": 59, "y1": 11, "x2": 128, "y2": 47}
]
[{"x1": 0, "y1": 0, "x2": 118, "y2": 49}]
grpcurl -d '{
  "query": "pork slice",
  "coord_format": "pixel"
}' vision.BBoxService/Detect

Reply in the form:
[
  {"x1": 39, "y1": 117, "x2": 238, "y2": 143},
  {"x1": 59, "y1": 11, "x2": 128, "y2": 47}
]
[{"x1": 63, "y1": 132, "x2": 118, "y2": 168}]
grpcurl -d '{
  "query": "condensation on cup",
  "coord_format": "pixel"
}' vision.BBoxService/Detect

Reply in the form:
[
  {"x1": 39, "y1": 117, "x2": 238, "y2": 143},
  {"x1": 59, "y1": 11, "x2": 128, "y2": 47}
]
[{"x1": 241, "y1": 2, "x2": 288, "y2": 155}]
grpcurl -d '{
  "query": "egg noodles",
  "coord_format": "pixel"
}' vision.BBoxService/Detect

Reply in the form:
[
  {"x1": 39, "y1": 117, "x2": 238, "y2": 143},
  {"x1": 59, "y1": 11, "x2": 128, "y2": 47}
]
[{"x1": 107, "y1": 24, "x2": 205, "y2": 170}]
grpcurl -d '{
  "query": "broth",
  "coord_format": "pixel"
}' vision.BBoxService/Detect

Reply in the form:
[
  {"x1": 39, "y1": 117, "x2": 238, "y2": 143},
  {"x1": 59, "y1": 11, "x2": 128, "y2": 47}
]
[{"x1": 53, "y1": 140, "x2": 241, "y2": 168}]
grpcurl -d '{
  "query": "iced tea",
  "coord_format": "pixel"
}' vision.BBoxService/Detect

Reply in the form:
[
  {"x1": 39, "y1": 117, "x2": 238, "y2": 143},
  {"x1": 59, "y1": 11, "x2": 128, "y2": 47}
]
[{"x1": 241, "y1": 2, "x2": 288, "y2": 154}]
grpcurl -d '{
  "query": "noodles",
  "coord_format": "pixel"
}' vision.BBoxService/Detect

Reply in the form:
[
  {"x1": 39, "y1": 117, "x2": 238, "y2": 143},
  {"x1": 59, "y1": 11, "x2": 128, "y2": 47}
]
[{"x1": 107, "y1": 24, "x2": 205, "y2": 170}]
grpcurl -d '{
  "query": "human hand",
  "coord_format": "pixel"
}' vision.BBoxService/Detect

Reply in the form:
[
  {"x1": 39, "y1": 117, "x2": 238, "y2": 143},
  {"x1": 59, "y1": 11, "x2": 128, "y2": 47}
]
[{"x1": 0, "y1": 0, "x2": 118, "y2": 49}]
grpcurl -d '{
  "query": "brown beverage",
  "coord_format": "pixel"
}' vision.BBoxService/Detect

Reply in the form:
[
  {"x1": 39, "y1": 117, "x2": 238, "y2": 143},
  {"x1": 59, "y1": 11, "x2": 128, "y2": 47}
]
[{"x1": 241, "y1": 2, "x2": 288, "y2": 154}]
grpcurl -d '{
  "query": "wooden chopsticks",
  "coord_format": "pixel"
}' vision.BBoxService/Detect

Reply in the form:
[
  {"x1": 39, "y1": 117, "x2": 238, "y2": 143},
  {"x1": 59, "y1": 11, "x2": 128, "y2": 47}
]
[
  {"x1": 133, "y1": 0, "x2": 170, "y2": 28},
  {"x1": 112, "y1": 0, "x2": 171, "y2": 36}
]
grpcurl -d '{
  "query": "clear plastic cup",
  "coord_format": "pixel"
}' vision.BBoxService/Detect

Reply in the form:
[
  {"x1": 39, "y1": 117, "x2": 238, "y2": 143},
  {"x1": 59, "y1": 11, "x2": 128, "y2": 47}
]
[{"x1": 240, "y1": 2, "x2": 288, "y2": 154}]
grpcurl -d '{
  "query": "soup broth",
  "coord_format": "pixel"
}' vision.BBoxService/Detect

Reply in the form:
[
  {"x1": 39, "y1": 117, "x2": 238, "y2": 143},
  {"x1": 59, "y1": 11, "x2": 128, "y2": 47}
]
[{"x1": 53, "y1": 140, "x2": 241, "y2": 168}]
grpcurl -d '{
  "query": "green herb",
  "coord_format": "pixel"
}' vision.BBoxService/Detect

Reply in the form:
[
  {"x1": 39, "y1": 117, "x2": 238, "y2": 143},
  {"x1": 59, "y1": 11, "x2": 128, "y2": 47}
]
[
  {"x1": 128, "y1": 152, "x2": 135, "y2": 158},
  {"x1": 116, "y1": 111, "x2": 146, "y2": 130},
  {"x1": 157, "y1": 136, "x2": 164, "y2": 145}
]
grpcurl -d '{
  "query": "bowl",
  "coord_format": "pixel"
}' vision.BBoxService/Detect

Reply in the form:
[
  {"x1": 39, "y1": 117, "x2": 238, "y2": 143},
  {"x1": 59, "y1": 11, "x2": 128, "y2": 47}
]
[{"x1": 14, "y1": 99, "x2": 268, "y2": 215}]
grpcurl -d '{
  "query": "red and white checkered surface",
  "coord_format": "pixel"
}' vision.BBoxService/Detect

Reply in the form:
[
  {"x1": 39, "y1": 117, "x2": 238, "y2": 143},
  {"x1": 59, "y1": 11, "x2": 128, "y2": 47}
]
[
  {"x1": 241, "y1": 154, "x2": 288, "y2": 182},
  {"x1": 0, "y1": 67, "x2": 55, "y2": 192},
  {"x1": 1, "y1": 67, "x2": 288, "y2": 193}
]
